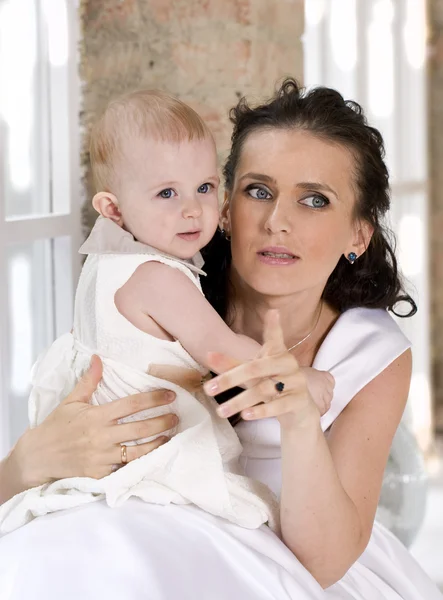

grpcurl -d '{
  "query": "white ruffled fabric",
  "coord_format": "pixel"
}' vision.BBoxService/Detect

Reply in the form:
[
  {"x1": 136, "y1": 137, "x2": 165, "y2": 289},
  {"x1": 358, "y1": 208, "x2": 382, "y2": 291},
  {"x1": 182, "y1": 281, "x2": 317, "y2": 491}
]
[{"x1": 0, "y1": 218, "x2": 278, "y2": 535}]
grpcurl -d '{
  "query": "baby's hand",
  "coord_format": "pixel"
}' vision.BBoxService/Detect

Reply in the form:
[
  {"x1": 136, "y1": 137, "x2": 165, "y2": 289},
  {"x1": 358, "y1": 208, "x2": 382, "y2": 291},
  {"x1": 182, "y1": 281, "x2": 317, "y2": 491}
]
[{"x1": 300, "y1": 367, "x2": 335, "y2": 416}]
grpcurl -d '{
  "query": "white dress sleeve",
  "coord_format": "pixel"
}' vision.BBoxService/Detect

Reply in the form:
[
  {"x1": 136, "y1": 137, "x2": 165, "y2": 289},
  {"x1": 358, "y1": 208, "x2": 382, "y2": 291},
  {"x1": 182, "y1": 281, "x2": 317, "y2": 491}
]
[{"x1": 315, "y1": 307, "x2": 411, "y2": 431}]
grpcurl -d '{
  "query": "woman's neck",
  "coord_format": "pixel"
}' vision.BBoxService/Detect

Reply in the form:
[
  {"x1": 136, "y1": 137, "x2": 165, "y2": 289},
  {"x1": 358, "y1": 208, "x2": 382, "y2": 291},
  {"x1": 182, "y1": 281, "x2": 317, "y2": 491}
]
[{"x1": 228, "y1": 277, "x2": 339, "y2": 366}]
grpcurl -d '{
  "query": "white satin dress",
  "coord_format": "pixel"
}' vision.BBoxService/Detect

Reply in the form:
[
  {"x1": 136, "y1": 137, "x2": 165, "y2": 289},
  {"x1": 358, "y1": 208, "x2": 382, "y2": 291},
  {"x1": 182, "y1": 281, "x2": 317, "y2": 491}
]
[{"x1": 0, "y1": 308, "x2": 441, "y2": 600}]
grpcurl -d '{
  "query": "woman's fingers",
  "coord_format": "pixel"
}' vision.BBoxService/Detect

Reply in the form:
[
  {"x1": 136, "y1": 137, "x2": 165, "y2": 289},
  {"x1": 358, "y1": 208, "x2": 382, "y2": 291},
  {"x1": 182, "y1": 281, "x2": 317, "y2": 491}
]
[
  {"x1": 63, "y1": 355, "x2": 103, "y2": 405},
  {"x1": 261, "y1": 309, "x2": 287, "y2": 356},
  {"x1": 112, "y1": 436, "x2": 169, "y2": 466},
  {"x1": 241, "y1": 393, "x2": 314, "y2": 421},
  {"x1": 203, "y1": 310, "x2": 299, "y2": 396},
  {"x1": 111, "y1": 413, "x2": 178, "y2": 444},
  {"x1": 103, "y1": 389, "x2": 176, "y2": 421},
  {"x1": 204, "y1": 352, "x2": 297, "y2": 397},
  {"x1": 216, "y1": 372, "x2": 307, "y2": 418}
]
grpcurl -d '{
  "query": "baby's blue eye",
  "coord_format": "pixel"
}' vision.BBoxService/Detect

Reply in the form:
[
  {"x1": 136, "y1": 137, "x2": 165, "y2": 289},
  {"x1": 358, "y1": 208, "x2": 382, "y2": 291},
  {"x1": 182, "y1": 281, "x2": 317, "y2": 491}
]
[
  {"x1": 198, "y1": 183, "x2": 212, "y2": 194},
  {"x1": 159, "y1": 188, "x2": 176, "y2": 199}
]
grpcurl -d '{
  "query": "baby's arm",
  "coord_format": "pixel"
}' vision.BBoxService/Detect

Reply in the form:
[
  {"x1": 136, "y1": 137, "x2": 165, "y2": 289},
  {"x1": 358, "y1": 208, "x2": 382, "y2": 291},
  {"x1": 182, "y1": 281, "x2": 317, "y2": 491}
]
[
  {"x1": 115, "y1": 261, "x2": 261, "y2": 370},
  {"x1": 116, "y1": 262, "x2": 334, "y2": 414}
]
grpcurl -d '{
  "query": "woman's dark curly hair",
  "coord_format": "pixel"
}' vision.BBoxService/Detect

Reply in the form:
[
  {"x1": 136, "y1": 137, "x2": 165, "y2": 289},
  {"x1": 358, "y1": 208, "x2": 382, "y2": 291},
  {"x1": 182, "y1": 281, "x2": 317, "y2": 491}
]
[{"x1": 201, "y1": 78, "x2": 416, "y2": 319}]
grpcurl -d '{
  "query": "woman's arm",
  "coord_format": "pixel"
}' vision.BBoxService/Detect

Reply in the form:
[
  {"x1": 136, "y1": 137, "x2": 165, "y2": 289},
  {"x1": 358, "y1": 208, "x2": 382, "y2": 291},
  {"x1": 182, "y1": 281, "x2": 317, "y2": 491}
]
[
  {"x1": 204, "y1": 311, "x2": 412, "y2": 588},
  {"x1": 0, "y1": 445, "x2": 30, "y2": 505},
  {"x1": 0, "y1": 357, "x2": 176, "y2": 505},
  {"x1": 279, "y1": 349, "x2": 411, "y2": 587}
]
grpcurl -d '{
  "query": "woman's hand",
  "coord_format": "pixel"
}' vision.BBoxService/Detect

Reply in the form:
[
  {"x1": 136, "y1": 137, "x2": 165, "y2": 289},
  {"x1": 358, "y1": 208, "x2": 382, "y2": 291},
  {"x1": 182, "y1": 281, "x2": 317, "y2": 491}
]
[
  {"x1": 203, "y1": 310, "x2": 322, "y2": 430},
  {"x1": 4, "y1": 356, "x2": 176, "y2": 497}
]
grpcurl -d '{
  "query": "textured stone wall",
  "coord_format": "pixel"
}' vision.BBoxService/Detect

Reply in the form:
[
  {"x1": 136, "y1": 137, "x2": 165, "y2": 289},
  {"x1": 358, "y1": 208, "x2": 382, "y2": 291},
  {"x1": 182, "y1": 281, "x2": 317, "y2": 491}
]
[
  {"x1": 429, "y1": 0, "x2": 443, "y2": 430},
  {"x1": 79, "y1": 0, "x2": 304, "y2": 231}
]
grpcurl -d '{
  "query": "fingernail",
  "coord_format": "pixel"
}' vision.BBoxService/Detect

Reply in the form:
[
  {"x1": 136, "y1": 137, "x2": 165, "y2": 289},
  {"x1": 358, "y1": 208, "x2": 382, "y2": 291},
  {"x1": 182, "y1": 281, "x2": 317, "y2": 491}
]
[
  {"x1": 242, "y1": 410, "x2": 254, "y2": 419},
  {"x1": 204, "y1": 380, "x2": 219, "y2": 395},
  {"x1": 217, "y1": 405, "x2": 229, "y2": 418},
  {"x1": 165, "y1": 391, "x2": 175, "y2": 402}
]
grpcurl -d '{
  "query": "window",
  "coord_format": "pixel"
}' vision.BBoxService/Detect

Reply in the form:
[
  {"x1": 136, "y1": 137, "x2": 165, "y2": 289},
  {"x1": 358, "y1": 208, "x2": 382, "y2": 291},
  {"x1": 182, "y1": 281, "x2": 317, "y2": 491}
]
[
  {"x1": 0, "y1": 0, "x2": 82, "y2": 455},
  {"x1": 304, "y1": 0, "x2": 431, "y2": 446}
]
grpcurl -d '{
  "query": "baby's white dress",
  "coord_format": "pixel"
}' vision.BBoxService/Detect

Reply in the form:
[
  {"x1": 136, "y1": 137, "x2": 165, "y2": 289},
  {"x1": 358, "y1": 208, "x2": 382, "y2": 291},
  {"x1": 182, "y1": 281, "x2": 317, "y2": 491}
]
[{"x1": 0, "y1": 217, "x2": 277, "y2": 535}]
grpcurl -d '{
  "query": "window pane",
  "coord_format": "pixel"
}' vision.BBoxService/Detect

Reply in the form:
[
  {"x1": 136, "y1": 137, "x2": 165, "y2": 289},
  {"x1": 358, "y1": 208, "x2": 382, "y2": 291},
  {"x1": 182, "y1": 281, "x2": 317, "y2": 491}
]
[
  {"x1": 366, "y1": 0, "x2": 396, "y2": 179},
  {"x1": 0, "y1": 0, "x2": 71, "y2": 219},
  {"x1": 398, "y1": 0, "x2": 427, "y2": 182},
  {"x1": 6, "y1": 236, "x2": 73, "y2": 445},
  {"x1": 391, "y1": 190, "x2": 431, "y2": 446},
  {"x1": 43, "y1": 0, "x2": 72, "y2": 215}
]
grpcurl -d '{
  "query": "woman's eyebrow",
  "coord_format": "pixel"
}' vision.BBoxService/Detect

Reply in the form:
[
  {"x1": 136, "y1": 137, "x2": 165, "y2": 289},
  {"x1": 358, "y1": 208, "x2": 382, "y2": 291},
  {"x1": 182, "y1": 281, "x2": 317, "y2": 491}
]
[
  {"x1": 296, "y1": 181, "x2": 338, "y2": 200},
  {"x1": 238, "y1": 172, "x2": 277, "y2": 185}
]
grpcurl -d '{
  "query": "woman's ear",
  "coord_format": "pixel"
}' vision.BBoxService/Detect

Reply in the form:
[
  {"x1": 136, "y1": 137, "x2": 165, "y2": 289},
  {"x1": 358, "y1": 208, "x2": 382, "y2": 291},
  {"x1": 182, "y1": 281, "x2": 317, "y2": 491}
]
[
  {"x1": 347, "y1": 219, "x2": 374, "y2": 260},
  {"x1": 219, "y1": 191, "x2": 231, "y2": 235},
  {"x1": 92, "y1": 192, "x2": 123, "y2": 226}
]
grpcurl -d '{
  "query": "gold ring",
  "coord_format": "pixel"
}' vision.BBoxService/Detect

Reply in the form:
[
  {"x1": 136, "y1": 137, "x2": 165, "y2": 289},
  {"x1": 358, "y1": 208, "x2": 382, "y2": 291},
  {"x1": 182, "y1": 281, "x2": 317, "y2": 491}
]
[{"x1": 121, "y1": 444, "x2": 128, "y2": 464}]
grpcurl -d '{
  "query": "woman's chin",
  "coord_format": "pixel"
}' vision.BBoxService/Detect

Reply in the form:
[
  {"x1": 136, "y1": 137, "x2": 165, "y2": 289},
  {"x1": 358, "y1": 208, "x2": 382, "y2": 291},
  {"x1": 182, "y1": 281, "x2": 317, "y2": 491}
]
[
  {"x1": 246, "y1": 276, "x2": 304, "y2": 298},
  {"x1": 233, "y1": 261, "x2": 308, "y2": 298}
]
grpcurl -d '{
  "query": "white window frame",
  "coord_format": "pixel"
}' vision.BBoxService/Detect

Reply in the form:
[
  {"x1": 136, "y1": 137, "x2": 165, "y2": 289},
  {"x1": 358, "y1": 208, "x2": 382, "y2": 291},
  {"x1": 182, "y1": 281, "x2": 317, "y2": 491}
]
[
  {"x1": 304, "y1": 0, "x2": 431, "y2": 448},
  {"x1": 0, "y1": 0, "x2": 82, "y2": 456}
]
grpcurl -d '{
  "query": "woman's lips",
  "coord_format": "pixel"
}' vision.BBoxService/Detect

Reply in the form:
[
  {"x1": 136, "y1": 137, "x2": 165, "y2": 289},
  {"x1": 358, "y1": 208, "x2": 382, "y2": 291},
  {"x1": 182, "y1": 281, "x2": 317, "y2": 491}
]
[
  {"x1": 257, "y1": 248, "x2": 299, "y2": 266},
  {"x1": 257, "y1": 252, "x2": 299, "y2": 266},
  {"x1": 177, "y1": 231, "x2": 201, "y2": 242}
]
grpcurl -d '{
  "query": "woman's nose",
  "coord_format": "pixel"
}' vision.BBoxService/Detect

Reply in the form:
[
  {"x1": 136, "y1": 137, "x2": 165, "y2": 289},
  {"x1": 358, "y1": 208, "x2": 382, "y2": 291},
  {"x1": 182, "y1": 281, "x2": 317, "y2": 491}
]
[{"x1": 264, "y1": 201, "x2": 291, "y2": 234}]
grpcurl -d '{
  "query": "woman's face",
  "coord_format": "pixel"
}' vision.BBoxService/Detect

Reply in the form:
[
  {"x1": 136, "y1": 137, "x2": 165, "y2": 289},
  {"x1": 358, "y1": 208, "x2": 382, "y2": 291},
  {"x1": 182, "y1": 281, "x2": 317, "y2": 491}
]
[{"x1": 223, "y1": 128, "x2": 371, "y2": 300}]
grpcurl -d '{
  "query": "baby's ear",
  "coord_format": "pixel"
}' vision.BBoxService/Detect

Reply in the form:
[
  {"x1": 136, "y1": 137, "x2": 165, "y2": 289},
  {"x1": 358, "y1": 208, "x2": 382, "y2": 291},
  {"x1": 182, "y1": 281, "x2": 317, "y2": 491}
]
[{"x1": 92, "y1": 192, "x2": 123, "y2": 226}]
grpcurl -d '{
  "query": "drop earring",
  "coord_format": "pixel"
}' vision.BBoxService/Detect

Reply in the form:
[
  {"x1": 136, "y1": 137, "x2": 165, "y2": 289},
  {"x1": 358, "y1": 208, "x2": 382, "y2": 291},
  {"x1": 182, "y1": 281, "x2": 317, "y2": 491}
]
[{"x1": 347, "y1": 252, "x2": 357, "y2": 264}]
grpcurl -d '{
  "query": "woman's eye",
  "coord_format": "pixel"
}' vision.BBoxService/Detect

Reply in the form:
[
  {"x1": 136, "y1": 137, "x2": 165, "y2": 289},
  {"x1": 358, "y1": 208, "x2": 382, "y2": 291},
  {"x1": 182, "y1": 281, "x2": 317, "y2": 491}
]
[
  {"x1": 197, "y1": 183, "x2": 212, "y2": 194},
  {"x1": 299, "y1": 194, "x2": 329, "y2": 209},
  {"x1": 159, "y1": 188, "x2": 176, "y2": 199},
  {"x1": 247, "y1": 186, "x2": 272, "y2": 200}
]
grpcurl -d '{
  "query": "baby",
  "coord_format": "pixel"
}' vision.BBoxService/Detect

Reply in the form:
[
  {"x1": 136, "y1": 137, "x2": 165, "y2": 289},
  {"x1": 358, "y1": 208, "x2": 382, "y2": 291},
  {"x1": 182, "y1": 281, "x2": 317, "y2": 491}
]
[{"x1": 0, "y1": 90, "x2": 333, "y2": 535}]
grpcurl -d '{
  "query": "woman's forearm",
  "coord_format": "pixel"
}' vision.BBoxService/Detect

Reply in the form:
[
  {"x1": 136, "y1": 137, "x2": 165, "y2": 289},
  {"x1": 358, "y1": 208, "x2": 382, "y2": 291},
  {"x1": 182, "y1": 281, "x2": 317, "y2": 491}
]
[
  {"x1": 0, "y1": 441, "x2": 31, "y2": 505},
  {"x1": 280, "y1": 416, "x2": 363, "y2": 588},
  {"x1": 0, "y1": 427, "x2": 52, "y2": 505}
]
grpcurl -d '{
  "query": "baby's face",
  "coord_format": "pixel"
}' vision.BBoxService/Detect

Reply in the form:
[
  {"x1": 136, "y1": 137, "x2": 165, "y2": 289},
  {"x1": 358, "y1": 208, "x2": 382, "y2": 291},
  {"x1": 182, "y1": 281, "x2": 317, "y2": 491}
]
[{"x1": 115, "y1": 135, "x2": 220, "y2": 259}]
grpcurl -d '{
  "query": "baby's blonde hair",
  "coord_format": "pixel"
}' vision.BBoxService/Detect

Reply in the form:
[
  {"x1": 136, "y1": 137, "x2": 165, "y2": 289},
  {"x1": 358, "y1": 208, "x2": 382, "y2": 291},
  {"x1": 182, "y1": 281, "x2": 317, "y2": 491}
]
[{"x1": 89, "y1": 89, "x2": 213, "y2": 192}]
